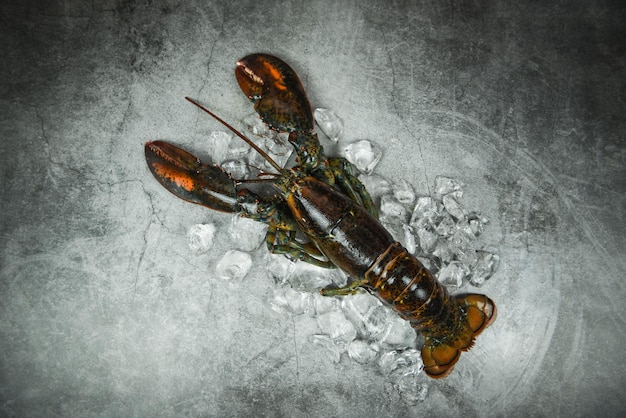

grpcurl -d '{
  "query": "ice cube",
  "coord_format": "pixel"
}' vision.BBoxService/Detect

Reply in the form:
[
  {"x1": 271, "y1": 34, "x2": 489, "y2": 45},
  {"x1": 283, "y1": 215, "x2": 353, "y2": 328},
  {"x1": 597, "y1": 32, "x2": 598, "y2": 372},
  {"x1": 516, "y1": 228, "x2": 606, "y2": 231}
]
[
  {"x1": 435, "y1": 215, "x2": 456, "y2": 237},
  {"x1": 209, "y1": 128, "x2": 249, "y2": 161},
  {"x1": 358, "y1": 173, "x2": 393, "y2": 202},
  {"x1": 343, "y1": 140, "x2": 382, "y2": 174},
  {"x1": 327, "y1": 267, "x2": 348, "y2": 288},
  {"x1": 453, "y1": 220, "x2": 475, "y2": 241},
  {"x1": 469, "y1": 218, "x2": 482, "y2": 235},
  {"x1": 395, "y1": 374, "x2": 429, "y2": 404},
  {"x1": 361, "y1": 305, "x2": 392, "y2": 340},
  {"x1": 248, "y1": 148, "x2": 284, "y2": 173},
  {"x1": 264, "y1": 256, "x2": 296, "y2": 286},
  {"x1": 432, "y1": 240, "x2": 454, "y2": 265},
  {"x1": 470, "y1": 250, "x2": 500, "y2": 287},
  {"x1": 242, "y1": 112, "x2": 273, "y2": 138},
  {"x1": 314, "y1": 108, "x2": 344, "y2": 141},
  {"x1": 187, "y1": 223, "x2": 216, "y2": 254},
  {"x1": 410, "y1": 196, "x2": 441, "y2": 225},
  {"x1": 437, "y1": 260, "x2": 470, "y2": 289},
  {"x1": 449, "y1": 222, "x2": 478, "y2": 266},
  {"x1": 393, "y1": 179, "x2": 416, "y2": 205},
  {"x1": 378, "y1": 348, "x2": 423, "y2": 378},
  {"x1": 215, "y1": 250, "x2": 252, "y2": 280},
  {"x1": 268, "y1": 286, "x2": 314, "y2": 316},
  {"x1": 442, "y1": 194, "x2": 466, "y2": 220},
  {"x1": 284, "y1": 261, "x2": 345, "y2": 291},
  {"x1": 380, "y1": 216, "x2": 407, "y2": 244},
  {"x1": 228, "y1": 215, "x2": 267, "y2": 251},
  {"x1": 342, "y1": 295, "x2": 416, "y2": 349},
  {"x1": 316, "y1": 311, "x2": 357, "y2": 342},
  {"x1": 309, "y1": 334, "x2": 344, "y2": 363},
  {"x1": 342, "y1": 294, "x2": 383, "y2": 337},
  {"x1": 207, "y1": 131, "x2": 232, "y2": 164},
  {"x1": 287, "y1": 264, "x2": 336, "y2": 291},
  {"x1": 415, "y1": 224, "x2": 438, "y2": 253},
  {"x1": 468, "y1": 212, "x2": 490, "y2": 236},
  {"x1": 434, "y1": 176, "x2": 463, "y2": 197},
  {"x1": 341, "y1": 293, "x2": 377, "y2": 319},
  {"x1": 454, "y1": 246, "x2": 479, "y2": 268},
  {"x1": 403, "y1": 224, "x2": 417, "y2": 254},
  {"x1": 221, "y1": 159, "x2": 250, "y2": 180},
  {"x1": 347, "y1": 340, "x2": 379, "y2": 364},
  {"x1": 377, "y1": 318, "x2": 417, "y2": 348},
  {"x1": 312, "y1": 293, "x2": 341, "y2": 316},
  {"x1": 378, "y1": 350, "x2": 399, "y2": 375},
  {"x1": 263, "y1": 134, "x2": 292, "y2": 159},
  {"x1": 380, "y1": 195, "x2": 409, "y2": 220},
  {"x1": 381, "y1": 349, "x2": 427, "y2": 403}
]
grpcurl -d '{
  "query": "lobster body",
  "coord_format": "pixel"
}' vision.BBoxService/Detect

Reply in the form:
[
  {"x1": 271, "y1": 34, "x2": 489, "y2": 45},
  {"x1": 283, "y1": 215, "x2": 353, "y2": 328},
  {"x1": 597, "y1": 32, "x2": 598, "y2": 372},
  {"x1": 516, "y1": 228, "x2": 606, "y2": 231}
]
[
  {"x1": 145, "y1": 53, "x2": 496, "y2": 378},
  {"x1": 280, "y1": 173, "x2": 496, "y2": 377}
]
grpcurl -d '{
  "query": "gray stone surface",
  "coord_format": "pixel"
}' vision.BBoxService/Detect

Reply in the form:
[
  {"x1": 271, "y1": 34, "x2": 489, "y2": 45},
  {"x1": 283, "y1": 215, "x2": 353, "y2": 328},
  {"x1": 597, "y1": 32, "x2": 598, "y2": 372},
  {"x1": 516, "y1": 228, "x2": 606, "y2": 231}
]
[{"x1": 1, "y1": 0, "x2": 624, "y2": 416}]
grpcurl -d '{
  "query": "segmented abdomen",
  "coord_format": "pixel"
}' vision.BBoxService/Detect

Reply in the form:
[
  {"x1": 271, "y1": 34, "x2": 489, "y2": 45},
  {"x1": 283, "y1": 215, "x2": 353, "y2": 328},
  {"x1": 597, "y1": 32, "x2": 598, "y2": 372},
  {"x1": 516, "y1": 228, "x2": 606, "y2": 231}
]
[
  {"x1": 287, "y1": 176, "x2": 462, "y2": 339},
  {"x1": 364, "y1": 242, "x2": 460, "y2": 338}
]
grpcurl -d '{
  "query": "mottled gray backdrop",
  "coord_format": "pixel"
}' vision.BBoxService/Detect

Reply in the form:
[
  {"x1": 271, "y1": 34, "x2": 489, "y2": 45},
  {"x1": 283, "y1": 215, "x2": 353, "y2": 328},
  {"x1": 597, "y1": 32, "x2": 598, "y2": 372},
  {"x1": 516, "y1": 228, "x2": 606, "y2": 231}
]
[{"x1": 1, "y1": 0, "x2": 624, "y2": 416}]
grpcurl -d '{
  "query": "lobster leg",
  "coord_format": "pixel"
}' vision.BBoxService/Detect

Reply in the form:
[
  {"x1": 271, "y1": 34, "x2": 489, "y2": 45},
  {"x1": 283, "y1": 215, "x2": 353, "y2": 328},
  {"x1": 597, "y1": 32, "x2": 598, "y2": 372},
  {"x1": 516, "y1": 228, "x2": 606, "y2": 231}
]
[
  {"x1": 267, "y1": 227, "x2": 335, "y2": 268},
  {"x1": 327, "y1": 157, "x2": 378, "y2": 219},
  {"x1": 320, "y1": 278, "x2": 367, "y2": 296}
]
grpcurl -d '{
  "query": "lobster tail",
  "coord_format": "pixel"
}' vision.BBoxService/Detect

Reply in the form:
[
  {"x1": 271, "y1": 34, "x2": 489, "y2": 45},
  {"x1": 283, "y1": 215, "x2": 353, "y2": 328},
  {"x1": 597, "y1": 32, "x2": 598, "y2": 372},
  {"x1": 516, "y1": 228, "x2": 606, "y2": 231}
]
[{"x1": 421, "y1": 294, "x2": 497, "y2": 378}]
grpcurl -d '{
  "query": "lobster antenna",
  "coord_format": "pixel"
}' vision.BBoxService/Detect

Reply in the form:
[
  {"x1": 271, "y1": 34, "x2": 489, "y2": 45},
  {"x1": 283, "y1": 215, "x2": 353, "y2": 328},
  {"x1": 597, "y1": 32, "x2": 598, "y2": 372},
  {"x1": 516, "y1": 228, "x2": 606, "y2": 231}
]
[{"x1": 185, "y1": 97, "x2": 282, "y2": 172}]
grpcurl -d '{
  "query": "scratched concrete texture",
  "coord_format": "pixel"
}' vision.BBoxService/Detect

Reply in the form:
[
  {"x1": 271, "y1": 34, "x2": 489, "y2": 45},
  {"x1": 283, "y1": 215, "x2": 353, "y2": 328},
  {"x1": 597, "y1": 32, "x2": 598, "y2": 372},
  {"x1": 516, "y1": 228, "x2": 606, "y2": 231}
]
[{"x1": 1, "y1": 0, "x2": 625, "y2": 416}]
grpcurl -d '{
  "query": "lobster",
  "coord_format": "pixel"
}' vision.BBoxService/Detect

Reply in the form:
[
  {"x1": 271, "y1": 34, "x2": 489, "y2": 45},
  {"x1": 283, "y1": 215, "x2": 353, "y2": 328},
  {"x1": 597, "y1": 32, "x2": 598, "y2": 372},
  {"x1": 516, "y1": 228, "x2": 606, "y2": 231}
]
[{"x1": 144, "y1": 53, "x2": 496, "y2": 378}]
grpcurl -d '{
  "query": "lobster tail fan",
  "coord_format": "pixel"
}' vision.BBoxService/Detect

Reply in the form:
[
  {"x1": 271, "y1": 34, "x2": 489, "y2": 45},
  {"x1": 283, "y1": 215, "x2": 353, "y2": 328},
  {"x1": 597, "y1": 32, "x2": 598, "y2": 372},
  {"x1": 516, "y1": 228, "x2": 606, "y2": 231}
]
[
  {"x1": 421, "y1": 294, "x2": 497, "y2": 379},
  {"x1": 463, "y1": 294, "x2": 497, "y2": 336},
  {"x1": 421, "y1": 342, "x2": 462, "y2": 378}
]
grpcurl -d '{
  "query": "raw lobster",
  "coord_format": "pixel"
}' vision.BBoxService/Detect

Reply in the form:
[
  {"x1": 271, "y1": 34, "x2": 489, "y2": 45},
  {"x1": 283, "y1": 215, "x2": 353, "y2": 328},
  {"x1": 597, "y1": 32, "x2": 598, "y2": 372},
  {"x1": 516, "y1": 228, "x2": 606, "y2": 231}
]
[{"x1": 144, "y1": 53, "x2": 496, "y2": 378}]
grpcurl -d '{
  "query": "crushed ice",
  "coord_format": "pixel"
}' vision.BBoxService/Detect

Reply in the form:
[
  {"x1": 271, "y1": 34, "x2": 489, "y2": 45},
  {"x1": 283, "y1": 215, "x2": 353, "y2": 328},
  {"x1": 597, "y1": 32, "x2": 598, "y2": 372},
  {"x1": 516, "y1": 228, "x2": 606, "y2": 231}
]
[
  {"x1": 343, "y1": 140, "x2": 382, "y2": 174},
  {"x1": 221, "y1": 159, "x2": 250, "y2": 180},
  {"x1": 190, "y1": 115, "x2": 499, "y2": 401},
  {"x1": 228, "y1": 215, "x2": 267, "y2": 252},
  {"x1": 347, "y1": 340, "x2": 379, "y2": 364},
  {"x1": 206, "y1": 131, "x2": 232, "y2": 165},
  {"x1": 187, "y1": 223, "x2": 216, "y2": 254},
  {"x1": 314, "y1": 108, "x2": 344, "y2": 142},
  {"x1": 215, "y1": 250, "x2": 252, "y2": 280}
]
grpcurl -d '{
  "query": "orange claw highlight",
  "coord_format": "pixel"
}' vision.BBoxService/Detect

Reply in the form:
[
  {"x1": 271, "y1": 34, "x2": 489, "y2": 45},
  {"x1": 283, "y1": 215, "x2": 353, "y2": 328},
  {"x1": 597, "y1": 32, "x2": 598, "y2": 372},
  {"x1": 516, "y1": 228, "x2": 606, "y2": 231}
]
[
  {"x1": 421, "y1": 294, "x2": 497, "y2": 378},
  {"x1": 144, "y1": 141, "x2": 238, "y2": 213}
]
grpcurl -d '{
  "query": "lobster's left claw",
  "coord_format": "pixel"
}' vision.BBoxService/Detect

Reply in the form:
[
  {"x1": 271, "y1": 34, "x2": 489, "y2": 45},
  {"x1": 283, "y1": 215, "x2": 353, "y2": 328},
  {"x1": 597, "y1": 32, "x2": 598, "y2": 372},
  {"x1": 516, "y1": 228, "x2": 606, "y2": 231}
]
[
  {"x1": 235, "y1": 53, "x2": 314, "y2": 134},
  {"x1": 145, "y1": 141, "x2": 238, "y2": 213}
]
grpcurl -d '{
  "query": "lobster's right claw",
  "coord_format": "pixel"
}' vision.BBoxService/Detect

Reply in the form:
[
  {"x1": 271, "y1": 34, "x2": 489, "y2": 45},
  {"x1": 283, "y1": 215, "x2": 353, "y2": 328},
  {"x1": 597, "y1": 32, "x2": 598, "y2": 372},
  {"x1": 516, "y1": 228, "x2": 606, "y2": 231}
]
[
  {"x1": 145, "y1": 141, "x2": 238, "y2": 213},
  {"x1": 235, "y1": 53, "x2": 314, "y2": 134}
]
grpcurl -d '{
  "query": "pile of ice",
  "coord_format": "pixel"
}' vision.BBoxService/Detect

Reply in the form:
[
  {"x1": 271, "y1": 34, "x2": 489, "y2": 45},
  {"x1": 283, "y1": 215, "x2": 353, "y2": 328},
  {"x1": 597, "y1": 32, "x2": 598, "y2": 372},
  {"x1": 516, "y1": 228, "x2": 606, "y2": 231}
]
[{"x1": 184, "y1": 108, "x2": 499, "y2": 403}]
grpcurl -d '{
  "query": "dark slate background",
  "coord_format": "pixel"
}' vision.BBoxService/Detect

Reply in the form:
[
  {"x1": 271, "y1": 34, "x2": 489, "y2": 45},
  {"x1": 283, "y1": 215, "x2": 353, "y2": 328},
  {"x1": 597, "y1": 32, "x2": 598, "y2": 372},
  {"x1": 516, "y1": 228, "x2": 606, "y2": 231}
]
[{"x1": 1, "y1": 1, "x2": 624, "y2": 416}]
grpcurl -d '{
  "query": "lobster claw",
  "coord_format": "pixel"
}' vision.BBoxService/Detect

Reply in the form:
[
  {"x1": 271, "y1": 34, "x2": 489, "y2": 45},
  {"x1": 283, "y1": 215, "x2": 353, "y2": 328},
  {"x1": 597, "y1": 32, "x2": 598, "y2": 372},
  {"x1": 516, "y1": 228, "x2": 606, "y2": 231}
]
[
  {"x1": 144, "y1": 141, "x2": 238, "y2": 213},
  {"x1": 235, "y1": 53, "x2": 314, "y2": 134}
]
